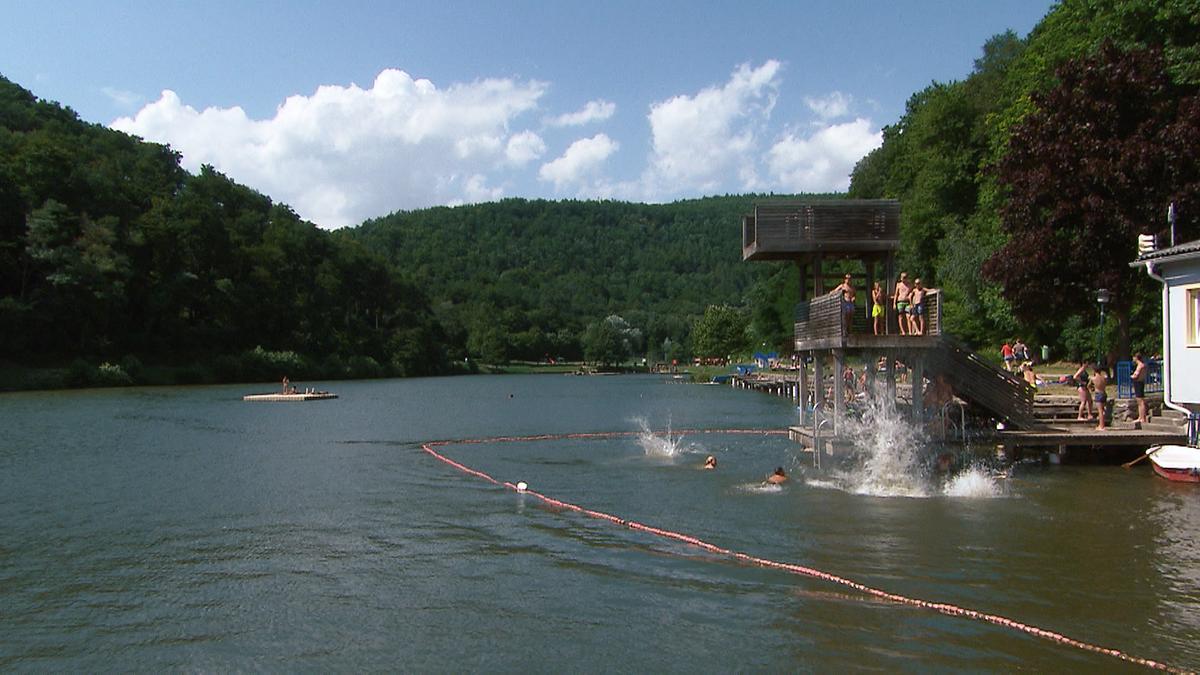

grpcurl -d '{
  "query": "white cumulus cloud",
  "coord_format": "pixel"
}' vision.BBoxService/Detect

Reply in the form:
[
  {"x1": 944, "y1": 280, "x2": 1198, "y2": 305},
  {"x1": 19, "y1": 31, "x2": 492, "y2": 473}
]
[
  {"x1": 641, "y1": 60, "x2": 780, "y2": 199},
  {"x1": 461, "y1": 174, "x2": 505, "y2": 203},
  {"x1": 547, "y1": 99, "x2": 616, "y2": 127},
  {"x1": 804, "y1": 92, "x2": 851, "y2": 121},
  {"x1": 111, "y1": 69, "x2": 547, "y2": 228},
  {"x1": 767, "y1": 118, "x2": 882, "y2": 192},
  {"x1": 505, "y1": 130, "x2": 546, "y2": 165},
  {"x1": 538, "y1": 134, "x2": 619, "y2": 191}
]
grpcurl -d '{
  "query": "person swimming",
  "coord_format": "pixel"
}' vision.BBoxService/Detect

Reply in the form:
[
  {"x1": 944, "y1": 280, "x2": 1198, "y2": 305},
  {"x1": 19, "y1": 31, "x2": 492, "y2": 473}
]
[
  {"x1": 703, "y1": 455, "x2": 717, "y2": 470},
  {"x1": 765, "y1": 467, "x2": 788, "y2": 484}
]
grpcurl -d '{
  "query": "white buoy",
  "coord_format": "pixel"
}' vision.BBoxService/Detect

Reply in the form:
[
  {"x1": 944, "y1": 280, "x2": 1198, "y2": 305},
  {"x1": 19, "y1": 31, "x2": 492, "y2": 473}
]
[{"x1": 516, "y1": 481, "x2": 528, "y2": 492}]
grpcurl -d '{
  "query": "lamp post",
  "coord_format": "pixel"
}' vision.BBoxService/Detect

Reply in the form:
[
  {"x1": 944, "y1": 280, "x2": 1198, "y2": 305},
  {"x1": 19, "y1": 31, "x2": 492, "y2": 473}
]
[{"x1": 1095, "y1": 288, "x2": 1111, "y2": 368}]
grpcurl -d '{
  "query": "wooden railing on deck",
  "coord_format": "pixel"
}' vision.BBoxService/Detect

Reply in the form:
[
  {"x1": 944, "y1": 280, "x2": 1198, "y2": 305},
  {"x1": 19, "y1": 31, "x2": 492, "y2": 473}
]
[
  {"x1": 797, "y1": 289, "x2": 943, "y2": 341},
  {"x1": 794, "y1": 294, "x2": 844, "y2": 343}
]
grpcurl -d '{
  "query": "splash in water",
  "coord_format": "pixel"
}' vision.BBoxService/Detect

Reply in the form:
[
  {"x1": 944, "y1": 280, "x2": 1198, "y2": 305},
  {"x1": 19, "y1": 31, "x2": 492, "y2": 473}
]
[
  {"x1": 811, "y1": 388, "x2": 1005, "y2": 499},
  {"x1": 633, "y1": 417, "x2": 690, "y2": 458},
  {"x1": 735, "y1": 482, "x2": 784, "y2": 494},
  {"x1": 833, "y1": 389, "x2": 933, "y2": 497},
  {"x1": 942, "y1": 465, "x2": 1006, "y2": 498}
]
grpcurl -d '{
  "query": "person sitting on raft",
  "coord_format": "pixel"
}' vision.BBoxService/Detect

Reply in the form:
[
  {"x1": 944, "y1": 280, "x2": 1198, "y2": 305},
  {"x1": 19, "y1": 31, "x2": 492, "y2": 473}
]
[
  {"x1": 765, "y1": 467, "x2": 788, "y2": 484},
  {"x1": 703, "y1": 456, "x2": 717, "y2": 470}
]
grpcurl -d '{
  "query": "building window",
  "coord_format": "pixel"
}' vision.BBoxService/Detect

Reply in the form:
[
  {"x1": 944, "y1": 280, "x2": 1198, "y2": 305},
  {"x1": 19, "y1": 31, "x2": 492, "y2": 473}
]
[{"x1": 1188, "y1": 285, "x2": 1200, "y2": 346}]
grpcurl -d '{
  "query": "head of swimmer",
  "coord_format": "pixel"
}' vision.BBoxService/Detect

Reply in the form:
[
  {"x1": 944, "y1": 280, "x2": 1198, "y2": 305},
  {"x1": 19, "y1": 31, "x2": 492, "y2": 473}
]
[
  {"x1": 765, "y1": 466, "x2": 789, "y2": 483},
  {"x1": 703, "y1": 455, "x2": 716, "y2": 469}
]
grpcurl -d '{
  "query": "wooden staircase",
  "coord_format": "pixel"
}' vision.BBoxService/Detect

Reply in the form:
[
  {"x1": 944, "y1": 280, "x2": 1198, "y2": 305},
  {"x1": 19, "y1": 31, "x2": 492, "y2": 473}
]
[{"x1": 922, "y1": 337, "x2": 1037, "y2": 429}]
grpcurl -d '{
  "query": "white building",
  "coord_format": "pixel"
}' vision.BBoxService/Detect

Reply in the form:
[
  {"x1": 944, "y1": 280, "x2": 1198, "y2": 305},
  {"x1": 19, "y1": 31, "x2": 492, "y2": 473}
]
[{"x1": 1132, "y1": 238, "x2": 1200, "y2": 443}]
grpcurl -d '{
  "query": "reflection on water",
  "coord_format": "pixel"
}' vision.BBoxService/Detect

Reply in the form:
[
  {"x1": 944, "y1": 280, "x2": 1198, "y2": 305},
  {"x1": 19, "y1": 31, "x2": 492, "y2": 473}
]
[
  {"x1": 1150, "y1": 489, "x2": 1200, "y2": 640},
  {"x1": 0, "y1": 375, "x2": 1196, "y2": 671}
]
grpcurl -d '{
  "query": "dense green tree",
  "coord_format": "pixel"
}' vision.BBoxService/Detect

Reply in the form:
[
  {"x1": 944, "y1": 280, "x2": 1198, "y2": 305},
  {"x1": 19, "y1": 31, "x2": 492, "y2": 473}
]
[
  {"x1": 691, "y1": 304, "x2": 749, "y2": 360},
  {"x1": 985, "y1": 44, "x2": 1200, "y2": 357},
  {"x1": 848, "y1": 0, "x2": 1200, "y2": 355},
  {"x1": 582, "y1": 317, "x2": 628, "y2": 367}
]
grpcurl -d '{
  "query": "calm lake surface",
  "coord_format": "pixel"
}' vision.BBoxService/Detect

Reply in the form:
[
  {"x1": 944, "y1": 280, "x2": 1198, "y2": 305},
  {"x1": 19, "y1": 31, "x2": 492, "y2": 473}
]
[{"x1": 2, "y1": 374, "x2": 1198, "y2": 671}]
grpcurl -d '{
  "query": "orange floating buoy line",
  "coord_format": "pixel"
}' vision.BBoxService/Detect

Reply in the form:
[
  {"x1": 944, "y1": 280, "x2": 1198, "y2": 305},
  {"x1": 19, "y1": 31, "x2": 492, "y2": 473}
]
[{"x1": 421, "y1": 430, "x2": 1190, "y2": 674}]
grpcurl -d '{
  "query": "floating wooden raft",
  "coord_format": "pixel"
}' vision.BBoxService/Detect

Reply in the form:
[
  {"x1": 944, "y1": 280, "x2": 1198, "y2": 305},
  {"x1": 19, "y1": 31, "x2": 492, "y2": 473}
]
[{"x1": 242, "y1": 392, "x2": 338, "y2": 402}]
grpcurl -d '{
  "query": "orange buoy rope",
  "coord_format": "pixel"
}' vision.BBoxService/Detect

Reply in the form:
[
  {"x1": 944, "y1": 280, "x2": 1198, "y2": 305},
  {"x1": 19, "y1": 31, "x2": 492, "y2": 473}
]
[{"x1": 421, "y1": 430, "x2": 1190, "y2": 674}]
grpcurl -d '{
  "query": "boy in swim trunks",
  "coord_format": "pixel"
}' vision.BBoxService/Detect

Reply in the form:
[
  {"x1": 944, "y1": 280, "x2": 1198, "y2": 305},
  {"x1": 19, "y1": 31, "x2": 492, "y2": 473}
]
[
  {"x1": 910, "y1": 278, "x2": 927, "y2": 336},
  {"x1": 1090, "y1": 366, "x2": 1109, "y2": 430},
  {"x1": 871, "y1": 282, "x2": 884, "y2": 335},
  {"x1": 893, "y1": 273, "x2": 912, "y2": 336},
  {"x1": 832, "y1": 274, "x2": 856, "y2": 334}
]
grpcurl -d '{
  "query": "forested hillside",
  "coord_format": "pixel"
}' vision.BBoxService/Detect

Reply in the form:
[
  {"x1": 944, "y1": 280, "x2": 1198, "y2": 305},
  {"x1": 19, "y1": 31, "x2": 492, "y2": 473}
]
[
  {"x1": 849, "y1": 0, "x2": 1200, "y2": 360},
  {"x1": 346, "y1": 196, "x2": 818, "y2": 364},
  {"x1": 0, "y1": 75, "x2": 447, "y2": 385}
]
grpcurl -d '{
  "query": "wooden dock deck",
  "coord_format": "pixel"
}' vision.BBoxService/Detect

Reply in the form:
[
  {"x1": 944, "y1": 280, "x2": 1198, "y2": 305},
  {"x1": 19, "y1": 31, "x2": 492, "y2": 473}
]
[
  {"x1": 734, "y1": 373, "x2": 1187, "y2": 459},
  {"x1": 996, "y1": 425, "x2": 1184, "y2": 448}
]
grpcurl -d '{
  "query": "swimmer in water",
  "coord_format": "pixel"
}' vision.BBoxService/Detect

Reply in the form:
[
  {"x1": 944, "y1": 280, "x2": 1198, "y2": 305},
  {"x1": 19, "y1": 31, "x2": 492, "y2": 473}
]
[
  {"x1": 935, "y1": 452, "x2": 955, "y2": 473},
  {"x1": 703, "y1": 455, "x2": 717, "y2": 470},
  {"x1": 765, "y1": 467, "x2": 788, "y2": 484}
]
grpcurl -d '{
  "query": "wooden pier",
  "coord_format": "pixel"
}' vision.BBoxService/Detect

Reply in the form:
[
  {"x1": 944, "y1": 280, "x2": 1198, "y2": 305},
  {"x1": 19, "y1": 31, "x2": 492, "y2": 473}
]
[{"x1": 732, "y1": 371, "x2": 1188, "y2": 459}]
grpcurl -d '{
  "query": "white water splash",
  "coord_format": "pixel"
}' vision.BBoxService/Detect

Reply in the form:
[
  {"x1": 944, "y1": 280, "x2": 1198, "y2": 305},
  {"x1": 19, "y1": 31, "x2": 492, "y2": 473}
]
[
  {"x1": 942, "y1": 466, "x2": 1006, "y2": 498},
  {"x1": 736, "y1": 482, "x2": 784, "y2": 494},
  {"x1": 633, "y1": 417, "x2": 689, "y2": 458},
  {"x1": 809, "y1": 387, "x2": 1004, "y2": 499},
  {"x1": 834, "y1": 390, "x2": 934, "y2": 497}
]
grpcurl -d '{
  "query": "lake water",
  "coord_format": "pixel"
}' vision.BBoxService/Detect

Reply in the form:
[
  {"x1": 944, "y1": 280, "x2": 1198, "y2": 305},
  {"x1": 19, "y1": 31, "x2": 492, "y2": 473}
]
[{"x1": 2, "y1": 374, "x2": 1198, "y2": 671}]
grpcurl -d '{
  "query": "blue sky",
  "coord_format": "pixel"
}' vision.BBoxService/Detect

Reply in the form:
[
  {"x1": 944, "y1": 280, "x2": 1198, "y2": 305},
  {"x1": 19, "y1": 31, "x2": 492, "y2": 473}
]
[{"x1": 3, "y1": 0, "x2": 1055, "y2": 228}]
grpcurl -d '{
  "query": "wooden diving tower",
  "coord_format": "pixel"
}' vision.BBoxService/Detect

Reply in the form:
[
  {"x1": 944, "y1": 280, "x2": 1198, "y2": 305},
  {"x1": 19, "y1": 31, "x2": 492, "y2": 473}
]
[{"x1": 742, "y1": 200, "x2": 1035, "y2": 456}]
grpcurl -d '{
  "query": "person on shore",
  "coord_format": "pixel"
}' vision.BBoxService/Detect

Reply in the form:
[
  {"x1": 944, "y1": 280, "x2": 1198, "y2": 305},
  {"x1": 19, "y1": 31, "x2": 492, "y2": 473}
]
[
  {"x1": 833, "y1": 273, "x2": 856, "y2": 334},
  {"x1": 1072, "y1": 361, "x2": 1094, "y2": 420},
  {"x1": 910, "y1": 278, "x2": 927, "y2": 336},
  {"x1": 765, "y1": 467, "x2": 789, "y2": 484},
  {"x1": 1090, "y1": 365, "x2": 1109, "y2": 431},
  {"x1": 1020, "y1": 363, "x2": 1038, "y2": 390},
  {"x1": 1131, "y1": 353, "x2": 1148, "y2": 425},
  {"x1": 893, "y1": 273, "x2": 912, "y2": 336},
  {"x1": 703, "y1": 455, "x2": 717, "y2": 470},
  {"x1": 1013, "y1": 338, "x2": 1029, "y2": 365},
  {"x1": 1001, "y1": 341, "x2": 1015, "y2": 371},
  {"x1": 871, "y1": 282, "x2": 885, "y2": 335}
]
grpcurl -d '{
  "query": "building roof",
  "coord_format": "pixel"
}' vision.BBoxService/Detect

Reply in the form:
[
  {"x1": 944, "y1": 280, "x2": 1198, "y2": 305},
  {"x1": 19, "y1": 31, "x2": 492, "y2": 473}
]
[{"x1": 1130, "y1": 238, "x2": 1200, "y2": 267}]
